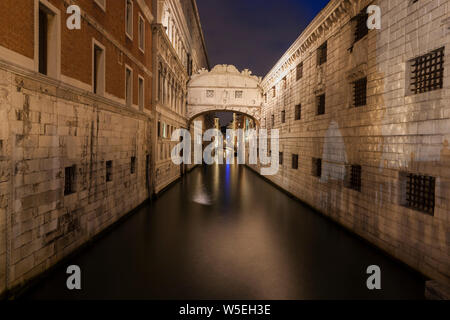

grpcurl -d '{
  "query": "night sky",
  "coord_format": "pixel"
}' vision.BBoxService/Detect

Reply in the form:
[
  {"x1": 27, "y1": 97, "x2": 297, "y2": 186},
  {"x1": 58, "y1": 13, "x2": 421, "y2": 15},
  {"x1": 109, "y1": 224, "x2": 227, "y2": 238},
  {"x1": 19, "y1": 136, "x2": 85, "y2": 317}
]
[
  {"x1": 196, "y1": 0, "x2": 331, "y2": 78},
  {"x1": 196, "y1": 0, "x2": 330, "y2": 126}
]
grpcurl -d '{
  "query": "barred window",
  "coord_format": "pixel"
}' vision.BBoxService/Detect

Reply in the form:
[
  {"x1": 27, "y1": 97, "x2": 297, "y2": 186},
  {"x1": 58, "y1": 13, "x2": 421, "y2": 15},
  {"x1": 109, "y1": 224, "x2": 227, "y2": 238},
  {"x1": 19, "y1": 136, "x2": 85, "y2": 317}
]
[
  {"x1": 272, "y1": 86, "x2": 276, "y2": 97},
  {"x1": 281, "y1": 110, "x2": 286, "y2": 123},
  {"x1": 317, "y1": 94, "x2": 325, "y2": 115},
  {"x1": 404, "y1": 173, "x2": 435, "y2": 215},
  {"x1": 106, "y1": 160, "x2": 113, "y2": 182},
  {"x1": 312, "y1": 158, "x2": 322, "y2": 178},
  {"x1": 292, "y1": 154, "x2": 298, "y2": 169},
  {"x1": 410, "y1": 47, "x2": 445, "y2": 95},
  {"x1": 353, "y1": 77, "x2": 367, "y2": 107},
  {"x1": 206, "y1": 90, "x2": 215, "y2": 98},
  {"x1": 295, "y1": 104, "x2": 301, "y2": 120},
  {"x1": 354, "y1": 10, "x2": 368, "y2": 43},
  {"x1": 296, "y1": 62, "x2": 303, "y2": 80},
  {"x1": 64, "y1": 165, "x2": 76, "y2": 195},
  {"x1": 235, "y1": 90, "x2": 243, "y2": 99},
  {"x1": 131, "y1": 157, "x2": 136, "y2": 174},
  {"x1": 317, "y1": 41, "x2": 327, "y2": 66},
  {"x1": 279, "y1": 152, "x2": 283, "y2": 165},
  {"x1": 271, "y1": 114, "x2": 275, "y2": 127},
  {"x1": 346, "y1": 164, "x2": 362, "y2": 192}
]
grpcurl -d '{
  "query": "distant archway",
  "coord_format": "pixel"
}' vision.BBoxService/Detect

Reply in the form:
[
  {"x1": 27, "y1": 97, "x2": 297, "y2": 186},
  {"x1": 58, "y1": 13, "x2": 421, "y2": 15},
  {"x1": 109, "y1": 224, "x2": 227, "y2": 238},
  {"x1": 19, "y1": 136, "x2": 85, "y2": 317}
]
[{"x1": 187, "y1": 65, "x2": 263, "y2": 124}]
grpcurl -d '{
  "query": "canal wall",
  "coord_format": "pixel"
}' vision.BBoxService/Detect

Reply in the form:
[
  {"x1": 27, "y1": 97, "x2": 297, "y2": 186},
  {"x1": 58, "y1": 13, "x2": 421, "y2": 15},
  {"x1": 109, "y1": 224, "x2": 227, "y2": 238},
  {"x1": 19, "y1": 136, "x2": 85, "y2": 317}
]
[
  {"x1": 0, "y1": 64, "x2": 153, "y2": 296},
  {"x1": 255, "y1": 0, "x2": 450, "y2": 287}
]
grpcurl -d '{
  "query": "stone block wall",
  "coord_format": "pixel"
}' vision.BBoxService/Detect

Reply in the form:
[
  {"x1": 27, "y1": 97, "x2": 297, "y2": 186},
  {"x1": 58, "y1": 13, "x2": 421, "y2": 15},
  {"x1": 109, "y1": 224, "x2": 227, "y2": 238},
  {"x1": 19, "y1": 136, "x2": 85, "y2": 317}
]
[
  {"x1": 254, "y1": 0, "x2": 450, "y2": 286},
  {"x1": 0, "y1": 64, "x2": 152, "y2": 295}
]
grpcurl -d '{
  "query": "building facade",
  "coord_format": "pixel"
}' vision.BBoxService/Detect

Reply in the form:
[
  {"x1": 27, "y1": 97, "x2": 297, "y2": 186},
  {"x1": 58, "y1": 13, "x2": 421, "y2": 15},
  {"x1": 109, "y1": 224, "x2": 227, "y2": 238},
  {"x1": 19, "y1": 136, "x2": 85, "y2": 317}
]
[
  {"x1": 151, "y1": 0, "x2": 209, "y2": 193},
  {"x1": 251, "y1": 0, "x2": 449, "y2": 286},
  {"x1": 0, "y1": 0, "x2": 157, "y2": 295}
]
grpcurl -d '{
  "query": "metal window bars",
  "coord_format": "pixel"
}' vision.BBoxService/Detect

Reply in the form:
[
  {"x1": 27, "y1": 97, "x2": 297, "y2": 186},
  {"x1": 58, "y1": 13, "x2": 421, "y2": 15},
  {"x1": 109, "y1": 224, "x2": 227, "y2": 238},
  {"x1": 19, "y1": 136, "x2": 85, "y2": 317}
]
[
  {"x1": 410, "y1": 47, "x2": 445, "y2": 95},
  {"x1": 405, "y1": 174, "x2": 435, "y2": 215}
]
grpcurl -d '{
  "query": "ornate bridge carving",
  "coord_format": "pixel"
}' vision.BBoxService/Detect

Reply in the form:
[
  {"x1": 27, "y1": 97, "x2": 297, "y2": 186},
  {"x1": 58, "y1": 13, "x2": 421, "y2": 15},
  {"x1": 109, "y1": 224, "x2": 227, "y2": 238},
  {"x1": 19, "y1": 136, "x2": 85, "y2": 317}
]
[{"x1": 187, "y1": 65, "x2": 263, "y2": 124}]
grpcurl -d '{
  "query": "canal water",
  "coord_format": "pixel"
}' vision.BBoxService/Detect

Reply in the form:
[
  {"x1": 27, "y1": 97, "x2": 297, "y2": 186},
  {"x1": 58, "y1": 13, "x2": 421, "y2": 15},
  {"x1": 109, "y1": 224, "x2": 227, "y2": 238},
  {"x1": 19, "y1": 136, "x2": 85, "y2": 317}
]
[{"x1": 22, "y1": 164, "x2": 425, "y2": 299}]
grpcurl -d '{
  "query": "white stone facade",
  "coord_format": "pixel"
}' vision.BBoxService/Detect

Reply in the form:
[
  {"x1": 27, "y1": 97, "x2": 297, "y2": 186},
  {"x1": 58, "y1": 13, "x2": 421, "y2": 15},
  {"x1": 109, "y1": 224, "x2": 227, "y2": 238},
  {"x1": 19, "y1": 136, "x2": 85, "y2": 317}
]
[
  {"x1": 187, "y1": 64, "x2": 262, "y2": 124},
  {"x1": 152, "y1": 0, "x2": 209, "y2": 193},
  {"x1": 251, "y1": 0, "x2": 450, "y2": 286}
]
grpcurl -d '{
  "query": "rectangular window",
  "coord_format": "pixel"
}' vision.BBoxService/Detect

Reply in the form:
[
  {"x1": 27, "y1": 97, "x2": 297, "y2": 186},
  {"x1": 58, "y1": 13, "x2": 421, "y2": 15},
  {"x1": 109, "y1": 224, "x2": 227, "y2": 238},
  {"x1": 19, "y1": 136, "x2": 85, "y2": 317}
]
[
  {"x1": 346, "y1": 164, "x2": 362, "y2": 192},
  {"x1": 38, "y1": 7, "x2": 48, "y2": 75},
  {"x1": 409, "y1": 47, "x2": 445, "y2": 95},
  {"x1": 125, "y1": 66, "x2": 132, "y2": 107},
  {"x1": 296, "y1": 62, "x2": 303, "y2": 80},
  {"x1": 292, "y1": 154, "x2": 298, "y2": 170},
  {"x1": 157, "y1": 120, "x2": 161, "y2": 138},
  {"x1": 281, "y1": 110, "x2": 286, "y2": 123},
  {"x1": 317, "y1": 41, "x2": 327, "y2": 66},
  {"x1": 317, "y1": 94, "x2": 325, "y2": 115},
  {"x1": 271, "y1": 114, "x2": 275, "y2": 127},
  {"x1": 106, "y1": 161, "x2": 113, "y2": 182},
  {"x1": 264, "y1": 94, "x2": 267, "y2": 103},
  {"x1": 38, "y1": 3, "x2": 59, "y2": 78},
  {"x1": 279, "y1": 152, "x2": 283, "y2": 165},
  {"x1": 312, "y1": 158, "x2": 322, "y2": 178},
  {"x1": 354, "y1": 10, "x2": 369, "y2": 43},
  {"x1": 403, "y1": 173, "x2": 435, "y2": 215},
  {"x1": 138, "y1": 14, "x2": 145, "y2": 52},
  {"x1": 125, "y1": 0, "x2": 133, "y2": 39},
  {"x1": 93, "y1": 42, "x2": 105, "y2": 95},
  {"x1": 131, "y1": 156, "x2": 136, "y2": 174},
  {"x1": 353, "y1": 77, "x2": 367, "y2": 107},
  {"x1": 138, "y1": 76, "x2": 144, "y2": 110},
  {"x1": 272, "y1": 86, "x2": 276, "y2": 98},
  {"x1": 295, "y1": 104, "x2": 301, "y2": 120},
  {"x1": 235, "y1": 90, "x2": 243, "y2": 99},
  {"x1": 206, "y1": 90, "x2": 215, "y2": 98},
  {"x1": 64, "y1": 165, "x2": 76, "y2": 195}
]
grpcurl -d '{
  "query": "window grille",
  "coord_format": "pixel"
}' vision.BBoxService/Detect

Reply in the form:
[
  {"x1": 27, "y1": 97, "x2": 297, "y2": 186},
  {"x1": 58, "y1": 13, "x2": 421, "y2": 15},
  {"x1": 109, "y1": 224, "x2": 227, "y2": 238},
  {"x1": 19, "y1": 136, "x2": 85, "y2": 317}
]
[
  {"x1": 281, "y1": 110, "x2": 286, "y2": 123},
  {"x1": 353, "y1": 77, "x2": 367, "y2": 107},
  {"x1": 296, "y1": 62, "x2": 303, "y2": 80},
  {"x1": 405, "y1": 173, "x2": 435, "y2": 215},
  {"x1": 410, "y1": 47, "x2": 444, "y2": 95},
  {"x1": 349, "y1": 165, "x2": 362, "y2": 191},
  {"x1": 354, "y1": 10, "x2": 368, "y2": 43},
  {"x1": 317, "y1": 41, "x2": 327, "y2": 65}
]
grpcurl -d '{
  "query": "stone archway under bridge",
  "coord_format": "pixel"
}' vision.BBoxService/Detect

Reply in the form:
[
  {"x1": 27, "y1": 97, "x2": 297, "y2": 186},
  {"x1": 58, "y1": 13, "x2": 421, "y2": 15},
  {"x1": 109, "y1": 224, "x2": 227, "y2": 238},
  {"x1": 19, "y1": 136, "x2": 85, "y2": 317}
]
[{"x1": 187, "y1": 65, "x2": 263, "y2": 126}]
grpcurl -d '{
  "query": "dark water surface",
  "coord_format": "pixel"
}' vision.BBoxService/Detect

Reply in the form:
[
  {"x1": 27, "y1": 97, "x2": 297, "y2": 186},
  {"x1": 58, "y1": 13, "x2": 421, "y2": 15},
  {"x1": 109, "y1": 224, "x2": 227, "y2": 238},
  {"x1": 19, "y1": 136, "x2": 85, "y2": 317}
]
[{"x1": 22, "y1": 164, "x2": 425, "y2": 299}]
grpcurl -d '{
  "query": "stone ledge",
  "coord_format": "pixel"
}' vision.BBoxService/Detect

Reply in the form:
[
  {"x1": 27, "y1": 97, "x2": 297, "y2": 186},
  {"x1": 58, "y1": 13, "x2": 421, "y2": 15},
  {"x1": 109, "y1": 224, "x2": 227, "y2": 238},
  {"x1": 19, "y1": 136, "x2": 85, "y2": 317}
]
[{"x1": 425, "y1": 280, "x2": 450, "y2": 300}]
